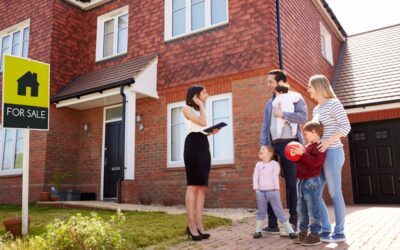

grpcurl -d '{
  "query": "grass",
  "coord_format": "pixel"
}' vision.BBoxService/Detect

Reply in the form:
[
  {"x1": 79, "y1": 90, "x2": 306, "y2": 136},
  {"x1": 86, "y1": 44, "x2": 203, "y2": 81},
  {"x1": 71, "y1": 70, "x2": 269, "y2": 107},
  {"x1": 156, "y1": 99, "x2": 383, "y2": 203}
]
[{"x1": 0, "y1": 204, "x2": 231, "y2": 249}]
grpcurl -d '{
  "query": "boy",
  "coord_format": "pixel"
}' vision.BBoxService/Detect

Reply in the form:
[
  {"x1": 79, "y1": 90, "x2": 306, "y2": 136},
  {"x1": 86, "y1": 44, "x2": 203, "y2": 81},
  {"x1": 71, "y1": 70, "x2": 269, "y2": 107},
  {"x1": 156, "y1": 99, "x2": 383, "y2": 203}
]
[{"x1": 291, "y1": 121, "x2": 326, "y2": 246}]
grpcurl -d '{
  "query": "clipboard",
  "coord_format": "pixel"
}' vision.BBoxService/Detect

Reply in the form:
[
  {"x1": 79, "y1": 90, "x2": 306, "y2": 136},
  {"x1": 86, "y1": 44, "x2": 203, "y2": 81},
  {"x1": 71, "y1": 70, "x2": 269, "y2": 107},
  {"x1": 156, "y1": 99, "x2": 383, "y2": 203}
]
[{"x1": 203, "y1": 122, "x2": 227, "y2": 133}]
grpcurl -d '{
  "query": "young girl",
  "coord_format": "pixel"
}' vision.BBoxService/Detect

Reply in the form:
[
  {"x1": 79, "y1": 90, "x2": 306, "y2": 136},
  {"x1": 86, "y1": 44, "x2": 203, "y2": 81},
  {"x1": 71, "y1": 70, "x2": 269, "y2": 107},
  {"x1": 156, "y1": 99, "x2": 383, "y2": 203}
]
[{"x1": 252, "y1": 146, "x2": 296, "y2": 239}]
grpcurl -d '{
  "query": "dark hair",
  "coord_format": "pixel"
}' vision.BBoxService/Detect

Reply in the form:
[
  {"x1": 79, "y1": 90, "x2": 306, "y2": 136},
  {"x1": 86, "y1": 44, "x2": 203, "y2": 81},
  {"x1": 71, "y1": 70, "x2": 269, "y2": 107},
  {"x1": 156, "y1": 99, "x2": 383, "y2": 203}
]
[
  {"x1": 268, "y1": 69, "x2": 287, "y2": 83},
  {"x1": 303, "y1": 121, "x2": 324, "y2": 137},
  {"x1": 185, "y1": 85, "x2": 204, "y2": 111},
  {"x1": 275, "y1": 83, "x2": 290, "y2": 93}
]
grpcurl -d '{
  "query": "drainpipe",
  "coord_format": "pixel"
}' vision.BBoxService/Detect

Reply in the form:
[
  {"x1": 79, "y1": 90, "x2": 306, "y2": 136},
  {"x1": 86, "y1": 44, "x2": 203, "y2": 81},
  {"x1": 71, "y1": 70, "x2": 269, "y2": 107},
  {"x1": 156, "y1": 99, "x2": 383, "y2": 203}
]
[
  {"x1": 118, "y1": 80, "x2": 134, "y2": 203},
  {"x1": 276, "y1": 0, "x2": 283, "y2": 70}
]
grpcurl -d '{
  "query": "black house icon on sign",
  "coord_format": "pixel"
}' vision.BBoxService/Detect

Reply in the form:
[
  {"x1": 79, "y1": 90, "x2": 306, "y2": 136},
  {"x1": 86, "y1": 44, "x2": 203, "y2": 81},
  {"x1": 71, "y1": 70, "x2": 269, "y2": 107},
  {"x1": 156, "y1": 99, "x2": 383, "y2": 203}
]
[{"x1": 17, "y1": 71, "x2": 39, "y2": 97}]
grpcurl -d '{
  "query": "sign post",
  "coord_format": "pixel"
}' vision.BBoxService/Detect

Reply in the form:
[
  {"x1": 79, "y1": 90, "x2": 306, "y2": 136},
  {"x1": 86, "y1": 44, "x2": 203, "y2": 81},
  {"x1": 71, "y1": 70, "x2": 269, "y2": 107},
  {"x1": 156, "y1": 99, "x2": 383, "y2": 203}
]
[{"x1": 2, "y1": 55, "x2": 49, "y2": 235}]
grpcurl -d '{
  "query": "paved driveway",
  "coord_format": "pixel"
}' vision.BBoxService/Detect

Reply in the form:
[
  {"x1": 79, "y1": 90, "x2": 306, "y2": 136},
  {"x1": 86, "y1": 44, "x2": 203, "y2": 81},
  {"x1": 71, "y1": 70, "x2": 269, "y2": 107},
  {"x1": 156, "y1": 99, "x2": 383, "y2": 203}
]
[{"x1": 170, "y1": 205, "x2": 400, "y2": 250}]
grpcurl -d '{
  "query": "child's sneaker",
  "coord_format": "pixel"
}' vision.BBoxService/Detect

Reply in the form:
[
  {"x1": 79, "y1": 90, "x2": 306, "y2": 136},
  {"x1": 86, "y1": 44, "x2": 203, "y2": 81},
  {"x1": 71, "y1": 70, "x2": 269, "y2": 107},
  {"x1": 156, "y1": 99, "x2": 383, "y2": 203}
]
[
  {"x1": 280, "y1": 221, "x2": 295, "y2": 237},
  {"x1": 262, "y1": 226, "x2": 280, "y2": 234},
  {"x1": 293, "y1": 231, "x2": 307, "y2": 244},
  {"x1": 300, "y1": 233, "x2": 322, "y2": 246},
  {"x1": 253, "y1": 232, "x2": 262, "y2": 239},
  {"x1": 322, "y1": 233, "x2": 346, "y2": 243}
]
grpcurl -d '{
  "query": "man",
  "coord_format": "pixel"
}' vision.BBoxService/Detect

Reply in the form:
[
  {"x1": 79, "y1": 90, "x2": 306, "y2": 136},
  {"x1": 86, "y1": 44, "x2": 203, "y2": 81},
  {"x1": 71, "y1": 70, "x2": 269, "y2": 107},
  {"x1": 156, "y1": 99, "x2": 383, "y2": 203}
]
[{"x1": 260, "y1": 69, "x2": 308, "y2": 235}]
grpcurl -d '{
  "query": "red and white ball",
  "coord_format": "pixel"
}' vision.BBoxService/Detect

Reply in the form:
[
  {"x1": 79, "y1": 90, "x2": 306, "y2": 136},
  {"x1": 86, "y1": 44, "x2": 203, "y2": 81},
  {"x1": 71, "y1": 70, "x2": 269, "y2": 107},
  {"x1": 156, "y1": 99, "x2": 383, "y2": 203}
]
[{"x1": 284, "y1": 141, "x2": 304, "y2": 161}]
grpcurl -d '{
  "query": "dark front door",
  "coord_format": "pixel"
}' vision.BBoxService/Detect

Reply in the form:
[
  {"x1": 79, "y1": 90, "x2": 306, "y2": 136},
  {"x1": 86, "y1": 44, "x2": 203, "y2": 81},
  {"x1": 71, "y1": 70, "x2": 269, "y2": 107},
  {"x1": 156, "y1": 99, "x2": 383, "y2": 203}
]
[
  {"x1": 104, "y1": 121, "x2": 124, "y2": 199},
  {"x1": 349, "y1": 119, "x2": 400, "y2": 204}
]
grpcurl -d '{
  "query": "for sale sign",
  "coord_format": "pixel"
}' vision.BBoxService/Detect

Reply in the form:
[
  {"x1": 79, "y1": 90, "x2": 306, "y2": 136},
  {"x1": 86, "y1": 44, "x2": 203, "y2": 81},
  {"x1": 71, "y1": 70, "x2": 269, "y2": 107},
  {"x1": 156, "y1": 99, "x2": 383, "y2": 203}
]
[{"x1": 2, "y1": 55, "x2": 49, "y2": 130}]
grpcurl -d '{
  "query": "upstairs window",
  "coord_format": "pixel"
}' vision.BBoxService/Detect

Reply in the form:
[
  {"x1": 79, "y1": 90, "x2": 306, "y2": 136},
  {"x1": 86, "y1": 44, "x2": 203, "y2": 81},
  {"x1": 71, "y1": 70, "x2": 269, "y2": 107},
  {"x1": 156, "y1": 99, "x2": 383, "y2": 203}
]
[
  {"x1": 165, "y1": 0, "x2": 228, "y2": 41},
  {"x1": 0, "y1": 20, "x2": 30, "y2": 71},
  {"x1": 320, "y1": 23, "x2": 333, "y2": 65},
  {"x1": 96, "y1": 6, "x2": 129, "y2": 61}
]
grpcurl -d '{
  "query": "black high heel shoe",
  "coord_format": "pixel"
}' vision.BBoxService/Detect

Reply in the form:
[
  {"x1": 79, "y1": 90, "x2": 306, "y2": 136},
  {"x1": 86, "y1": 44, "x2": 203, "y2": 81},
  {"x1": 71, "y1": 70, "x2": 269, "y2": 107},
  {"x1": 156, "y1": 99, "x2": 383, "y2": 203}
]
[
  {"x1": 198, "y1": 229, "x2": 210, "y2": 239},
  {"x1": 186, "y1": 227, "x2": 202, "y2": 241}
]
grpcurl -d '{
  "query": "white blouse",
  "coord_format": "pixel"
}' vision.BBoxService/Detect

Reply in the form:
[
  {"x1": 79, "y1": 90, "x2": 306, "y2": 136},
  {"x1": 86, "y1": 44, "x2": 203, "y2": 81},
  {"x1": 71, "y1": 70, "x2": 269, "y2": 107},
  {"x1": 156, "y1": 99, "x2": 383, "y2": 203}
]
[{"x1": 184, "y1": 106, "x2": 208, "y2": 135}]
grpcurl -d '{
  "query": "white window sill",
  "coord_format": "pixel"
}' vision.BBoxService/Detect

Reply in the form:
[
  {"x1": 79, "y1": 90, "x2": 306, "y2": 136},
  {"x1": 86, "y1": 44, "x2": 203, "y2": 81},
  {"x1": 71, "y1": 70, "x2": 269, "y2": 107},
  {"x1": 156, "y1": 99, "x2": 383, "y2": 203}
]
[
  {"x1": 165, "y1": 21, "x2": 228, "y2": 42},
  {"x1": 0, "y1": 169, "x2": 23, "y2": 177},
  {"x1": 96, "y1": 52, "x2": 128, "y2": 63},
  {"x1": 322, "y1": 56, "x2": 334, "y2": 66}
]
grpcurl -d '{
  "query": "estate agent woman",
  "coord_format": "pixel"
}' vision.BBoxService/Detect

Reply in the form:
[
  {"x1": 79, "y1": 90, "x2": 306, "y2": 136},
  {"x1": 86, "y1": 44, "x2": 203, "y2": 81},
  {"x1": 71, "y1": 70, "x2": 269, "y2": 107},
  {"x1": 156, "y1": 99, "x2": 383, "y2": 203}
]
[{"x1": 183, "y1": 85, "x2": 219, "y2": 241}]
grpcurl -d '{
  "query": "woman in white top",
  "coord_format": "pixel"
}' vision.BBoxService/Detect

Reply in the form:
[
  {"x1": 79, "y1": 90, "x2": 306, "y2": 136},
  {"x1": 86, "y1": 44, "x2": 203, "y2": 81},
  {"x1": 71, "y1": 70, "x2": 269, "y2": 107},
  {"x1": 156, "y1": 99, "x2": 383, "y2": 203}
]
[
  {"x1": 307, "y1": 75, "x2": 351, "y2": 243},
  {"x1": 182, "y1": 85, "x2": 219, "y2": 241}
]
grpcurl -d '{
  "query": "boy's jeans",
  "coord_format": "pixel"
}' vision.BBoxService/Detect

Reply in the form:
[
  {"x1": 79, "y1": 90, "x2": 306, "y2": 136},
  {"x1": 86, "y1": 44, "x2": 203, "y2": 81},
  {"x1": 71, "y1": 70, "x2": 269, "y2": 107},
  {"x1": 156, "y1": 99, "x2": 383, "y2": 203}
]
[{"x1": 297, "y1": 176, "x2": 322, "y2": 234}]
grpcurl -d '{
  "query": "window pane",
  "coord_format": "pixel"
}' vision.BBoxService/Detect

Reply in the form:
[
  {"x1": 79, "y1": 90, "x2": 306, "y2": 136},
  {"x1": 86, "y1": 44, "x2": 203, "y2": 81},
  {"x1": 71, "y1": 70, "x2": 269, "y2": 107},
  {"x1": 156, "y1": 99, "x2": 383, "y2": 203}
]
[
  {"x1": 211, "y1": 0, "x2": 227, "y2": 25},
  {"x1": 22, "y1": 27, "x2": 29, "y2": 58},
  {"x1": 173, "y1": 0, "x2": 185, "y2": 10},
  {"x1": 103, "y1": 33, "x2": 113, "y2": 57},
  {"x1": 3, "y1": 130, "x2": 16, "y2": 171},
  {"x1": 173, "y1": 8, "x2": 185, "y2": 36},
  {"x1": 14, "y1": 130, "x2": 23, "y2": 169},
  {"x1": 23, "y1": 27, "x2": 30, "y2": 41},
  {"x1": 171, "y1": 107, "x2": 183, "y2": 124},
  {"x1": 2, "y1": 35, "x2": 10, "y2": 50},
  {"x1": 106, "y1": 106, "x2": 122, "y2": 121},
  {"x1": 118, "y1": 14, "x2": 128, "y2": 29},
  {"x1": 212, "y1": 99, "x2": 229, "y2": 120},
  {"x1": 104, "y1": 19, "x2": 114, "y2": 34},
  {"x1": 171, "y1": 124, "x2": 185, "y2": 161},
  {"x1": 1, "y1": 35, "x2": 10, "y2": 71},
  {"x1": 117, "y1": 28, "x2": 128, "y2": 53},
  {"x1": 191, "y1": 0, "x2": 205, "y2": 31},
  {"x1": 213, "y1": 117, "x2": 231, "y2": 159},
  {"x1": 11, "y1": 31, "x2": 21, "y2": 56}
]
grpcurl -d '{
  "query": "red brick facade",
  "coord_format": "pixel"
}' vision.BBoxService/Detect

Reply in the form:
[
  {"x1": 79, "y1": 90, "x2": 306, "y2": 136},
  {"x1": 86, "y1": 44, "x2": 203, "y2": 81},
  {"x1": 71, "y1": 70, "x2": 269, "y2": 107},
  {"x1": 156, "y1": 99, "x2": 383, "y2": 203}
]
[{"x1": 0, "y1": 0, "x2": 359, "y2": 207}]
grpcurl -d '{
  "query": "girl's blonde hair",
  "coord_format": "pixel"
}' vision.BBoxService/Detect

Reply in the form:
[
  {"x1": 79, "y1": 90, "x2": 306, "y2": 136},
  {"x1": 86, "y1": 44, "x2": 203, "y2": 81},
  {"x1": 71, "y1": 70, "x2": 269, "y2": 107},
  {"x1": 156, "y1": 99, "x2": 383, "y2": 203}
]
[{"x1": 308, "y1": 74, "x2": 337, "y2": 99}]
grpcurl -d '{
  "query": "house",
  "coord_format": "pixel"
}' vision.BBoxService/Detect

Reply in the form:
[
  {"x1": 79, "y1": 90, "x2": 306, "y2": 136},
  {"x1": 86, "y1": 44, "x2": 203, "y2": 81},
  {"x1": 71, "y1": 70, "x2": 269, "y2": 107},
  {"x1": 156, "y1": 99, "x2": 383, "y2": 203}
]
[
  {"x1": 1, "y1": 0, "x2": 393, "y2": 208},
  {"x1": 17, "y1": 71, "x2": 39, "y2": 97}
]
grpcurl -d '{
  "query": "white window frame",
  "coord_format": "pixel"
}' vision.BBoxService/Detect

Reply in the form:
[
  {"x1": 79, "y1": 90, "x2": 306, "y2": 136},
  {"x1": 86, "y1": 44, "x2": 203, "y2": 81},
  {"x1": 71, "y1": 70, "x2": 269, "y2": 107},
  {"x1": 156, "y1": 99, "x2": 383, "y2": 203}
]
[
  {"x1": 0, "y1": 19, "x2": 30, "y2": 72},
  {"x1": 164, "y1": 0, "x2": 229, "y2": 41},
  {"x1": 0, "y1": 128, "x2": 25, "y2": 176},
  {"x1": 96, "y1": 5, "x2": 129, "y2": 62},
  {"x1": 167, "y1": 93, "x2": 234, "y2": 168},
  {"x1": 320, "y1": 22, "x2": 333, "y2": 65}
]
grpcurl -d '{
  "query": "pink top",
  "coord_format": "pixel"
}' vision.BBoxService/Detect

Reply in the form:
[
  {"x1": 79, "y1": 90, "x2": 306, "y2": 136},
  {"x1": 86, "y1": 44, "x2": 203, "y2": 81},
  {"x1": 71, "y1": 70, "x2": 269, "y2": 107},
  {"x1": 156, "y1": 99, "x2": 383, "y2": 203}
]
[{"x1": 253, "y1": 160, "x2": 280, "y2": 190}]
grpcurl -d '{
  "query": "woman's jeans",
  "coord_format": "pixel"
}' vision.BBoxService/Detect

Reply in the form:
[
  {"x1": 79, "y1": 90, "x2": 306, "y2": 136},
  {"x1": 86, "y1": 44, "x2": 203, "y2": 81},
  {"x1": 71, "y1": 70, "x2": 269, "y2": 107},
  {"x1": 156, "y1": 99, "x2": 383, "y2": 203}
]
[
  {"x1": 319, "y1": 147, "x2": 346, "y2": 235},
  {"x1": 297, "y1": 176, "x2": 322, "y2": 234}
]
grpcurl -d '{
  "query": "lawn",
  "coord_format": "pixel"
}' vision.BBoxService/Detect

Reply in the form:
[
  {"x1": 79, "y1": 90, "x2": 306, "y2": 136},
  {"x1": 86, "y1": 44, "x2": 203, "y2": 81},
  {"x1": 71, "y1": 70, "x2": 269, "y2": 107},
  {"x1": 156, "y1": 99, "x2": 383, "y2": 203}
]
[{"x1": 0, "y1": 204, "x2": 231, "y2": 249}]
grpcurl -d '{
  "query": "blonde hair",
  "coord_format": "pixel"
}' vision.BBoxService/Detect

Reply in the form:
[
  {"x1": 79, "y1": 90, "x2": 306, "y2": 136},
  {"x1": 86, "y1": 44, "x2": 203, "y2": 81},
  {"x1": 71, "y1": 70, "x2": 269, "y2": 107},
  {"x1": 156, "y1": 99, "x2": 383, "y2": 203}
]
[{"x1": 308, "y1": 75, "x2": 337, "y2": 99}]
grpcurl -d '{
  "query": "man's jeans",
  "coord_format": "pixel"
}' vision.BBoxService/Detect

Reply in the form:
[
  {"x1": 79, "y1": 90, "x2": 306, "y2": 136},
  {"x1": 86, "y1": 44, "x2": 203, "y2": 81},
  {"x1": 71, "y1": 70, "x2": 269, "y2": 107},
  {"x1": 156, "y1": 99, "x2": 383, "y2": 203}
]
[
  {"x1": 297, "y1": 176, "x2": 322, "y2": 234},
  {"x1": 268, "y1": 139, "x2": 298, "y2": 227},
  {"x1": 319, "y1": 147, "x2": 346, "y2": 235}
]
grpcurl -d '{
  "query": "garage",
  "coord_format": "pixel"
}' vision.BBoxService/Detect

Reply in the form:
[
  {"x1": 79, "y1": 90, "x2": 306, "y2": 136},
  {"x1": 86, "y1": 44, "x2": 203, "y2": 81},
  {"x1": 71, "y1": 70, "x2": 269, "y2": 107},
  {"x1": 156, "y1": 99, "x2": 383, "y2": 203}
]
[{"x1": 349, "y1": 119, "x2": 400, "y2": 204}]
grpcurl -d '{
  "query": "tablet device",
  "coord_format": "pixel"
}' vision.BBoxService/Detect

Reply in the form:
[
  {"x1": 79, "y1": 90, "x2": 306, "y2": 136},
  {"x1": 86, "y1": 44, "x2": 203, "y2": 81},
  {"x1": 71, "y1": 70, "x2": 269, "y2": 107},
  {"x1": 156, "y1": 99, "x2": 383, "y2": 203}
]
[{"x1": 203, "y1": 122, "x2": 227, "y2": 133}]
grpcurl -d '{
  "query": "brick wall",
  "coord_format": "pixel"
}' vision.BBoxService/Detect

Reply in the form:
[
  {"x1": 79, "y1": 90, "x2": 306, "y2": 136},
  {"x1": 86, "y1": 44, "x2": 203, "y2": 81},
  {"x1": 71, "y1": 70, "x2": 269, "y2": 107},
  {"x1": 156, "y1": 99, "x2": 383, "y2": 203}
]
[
  {"x1": 280, "y1": 0, "x2": 342, "y2": 88},
  {"x1": 56, "y1": 0, "x2": 278, "y2": 89}
]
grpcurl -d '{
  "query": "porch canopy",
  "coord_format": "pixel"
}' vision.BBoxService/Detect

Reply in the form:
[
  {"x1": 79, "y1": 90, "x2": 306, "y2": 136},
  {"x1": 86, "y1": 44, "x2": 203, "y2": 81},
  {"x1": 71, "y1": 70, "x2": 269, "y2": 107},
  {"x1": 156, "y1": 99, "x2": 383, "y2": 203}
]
[
  {"x1": 53, "y1": 54, "x2": 158, "y2": 109},
  {"x1": 52, "y1": 54, "x2": 159, "y2": 182}
]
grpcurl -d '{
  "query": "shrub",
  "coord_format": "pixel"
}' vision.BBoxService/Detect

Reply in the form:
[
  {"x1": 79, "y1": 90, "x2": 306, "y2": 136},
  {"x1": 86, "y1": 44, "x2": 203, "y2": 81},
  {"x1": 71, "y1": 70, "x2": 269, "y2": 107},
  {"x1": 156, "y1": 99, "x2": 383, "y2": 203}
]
[{"x1": 0, "y1": 211, "x2": 126, "y2": 250}]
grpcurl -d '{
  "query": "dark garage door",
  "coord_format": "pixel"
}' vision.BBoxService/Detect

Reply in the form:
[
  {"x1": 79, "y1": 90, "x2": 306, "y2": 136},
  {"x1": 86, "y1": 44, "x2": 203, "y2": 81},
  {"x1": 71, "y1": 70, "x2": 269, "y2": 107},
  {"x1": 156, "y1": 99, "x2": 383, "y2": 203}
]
[{"x1": 349, "y1": 119, "x2": 400, "y2": 204}]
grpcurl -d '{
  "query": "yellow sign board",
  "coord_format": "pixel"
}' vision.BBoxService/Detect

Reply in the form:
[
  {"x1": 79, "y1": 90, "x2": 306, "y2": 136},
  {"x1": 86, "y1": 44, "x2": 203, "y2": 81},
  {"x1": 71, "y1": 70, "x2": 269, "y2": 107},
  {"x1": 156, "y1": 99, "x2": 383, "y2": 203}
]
[{"x1": 2, "y1": 55, "x2": 50, "y2": 130}]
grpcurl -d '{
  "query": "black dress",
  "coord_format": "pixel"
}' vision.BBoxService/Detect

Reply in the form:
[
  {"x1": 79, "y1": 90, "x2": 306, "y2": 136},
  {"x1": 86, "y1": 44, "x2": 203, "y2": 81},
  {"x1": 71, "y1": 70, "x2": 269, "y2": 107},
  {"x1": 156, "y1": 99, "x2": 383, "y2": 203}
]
[{"x1": 184, "y1": 132, "x2": 211, "y2": 186}]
